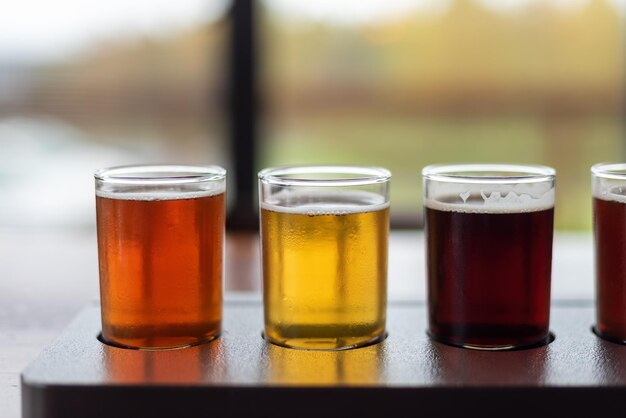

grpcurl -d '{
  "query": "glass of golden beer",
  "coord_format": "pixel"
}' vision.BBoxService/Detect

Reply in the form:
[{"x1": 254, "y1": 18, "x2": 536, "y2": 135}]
[
  {"x1": 94, "y1": 164, "x2": 226, "y2": 350},
  {"x1": 592, "y1": 163, "x2": 626, "y2": 345},
  {"x1": 258, "y1": 165, "x2": 391, "y2": 351}
]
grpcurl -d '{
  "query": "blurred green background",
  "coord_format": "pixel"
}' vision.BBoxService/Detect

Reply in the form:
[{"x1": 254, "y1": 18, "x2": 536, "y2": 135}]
[{"x1": 259, "y1": 0, "x2": 624, "y2": 230}]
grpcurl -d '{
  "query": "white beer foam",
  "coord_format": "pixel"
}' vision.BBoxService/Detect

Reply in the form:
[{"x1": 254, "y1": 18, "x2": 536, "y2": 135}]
[
  {"x1": 96, "y1": 186, "x2": 224, "y2": 201},
  {"x1": 425, "y1": 189, "x2": 555, "y2": 214},
  {"x1": 262, "y1": 189, "x2": 389, "y2": 215},
  {"x1": 593, "y1": 186, "x2": 626, "y2": 204}
]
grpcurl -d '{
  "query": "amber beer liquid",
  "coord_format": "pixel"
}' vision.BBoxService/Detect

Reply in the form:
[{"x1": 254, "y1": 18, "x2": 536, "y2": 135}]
[
  {"x1": 593, "y1": 195, "x2": 626, "y2": 342},
  {"x1": 261, "y1": 190, "x2": 389, "y2": 351},
  {"x1": 425, "y1": 198, "x2": 554, "y2": 349},
  {"x1": 95, "y1": 165, "x2": 225, "y2": 350}
]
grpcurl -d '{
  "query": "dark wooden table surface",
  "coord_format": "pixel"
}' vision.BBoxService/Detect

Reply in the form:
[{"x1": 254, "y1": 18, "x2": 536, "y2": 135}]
[{"x1": 1, "y1": 229, "x2": 597, "y2": 418}]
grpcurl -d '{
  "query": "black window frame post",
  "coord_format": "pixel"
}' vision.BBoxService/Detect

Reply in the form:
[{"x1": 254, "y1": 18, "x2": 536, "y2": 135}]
[{"x1": 226, "y1": 0, "x2": 259, "y2": 231}]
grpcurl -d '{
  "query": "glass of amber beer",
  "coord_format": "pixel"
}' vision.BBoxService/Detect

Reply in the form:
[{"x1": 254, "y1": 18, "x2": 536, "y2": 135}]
[
  {"x1": 258, "y1": 165, "x2": 391, "y2": 351},
  {"x1": 423, "y1": 164, "x2": 555, "y2": 350},
  {"x1": 592, "y1": 163, "x2": 626, "y2": 345},
  {"x1": 95, "y1": 164, "x2": 226, "y2": 350}
]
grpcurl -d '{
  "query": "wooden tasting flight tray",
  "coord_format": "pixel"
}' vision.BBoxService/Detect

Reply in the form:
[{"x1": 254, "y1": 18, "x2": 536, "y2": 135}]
[{"x1": 21, "y1": 299, "x2": 626, "y2": 418}]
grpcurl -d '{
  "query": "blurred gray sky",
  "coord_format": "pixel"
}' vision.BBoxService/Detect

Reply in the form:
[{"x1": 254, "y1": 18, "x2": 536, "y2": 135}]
[
  {"x1": 3, "y1": 0, "x2": 623, "y2": 63},
  {"x1": 0, "y1": 0, "x2": 229, "y2": 62}
]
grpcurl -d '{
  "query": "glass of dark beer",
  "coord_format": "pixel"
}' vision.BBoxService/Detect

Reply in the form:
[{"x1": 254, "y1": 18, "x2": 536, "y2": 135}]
[
  {"x1": 258, "y1": 165, "x2": 391, "y2": 351},
  {"x1": 422, "y1": 164, "x2": 555, "y2": 350},
  {"x1": 94, "y1": 164, "x2": 226, "y2": 350},
  {"x1": 592, "y1": 163, "x2": 626, "y2": 345}
]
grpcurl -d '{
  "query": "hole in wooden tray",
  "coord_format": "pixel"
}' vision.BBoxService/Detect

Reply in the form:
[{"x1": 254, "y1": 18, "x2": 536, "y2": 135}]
[
  {"x1": 96, "y1": 332, "x2": 220, "y2": 351},
  {"x1": 591, "y1": 326, "x2": 626, "y2": 346},
  {"x1": 260, "y1": 331, "x2": 389, "y2": 352},
  {"x1": 428, "y1": 331, "x2": 556, "y2": 351}
]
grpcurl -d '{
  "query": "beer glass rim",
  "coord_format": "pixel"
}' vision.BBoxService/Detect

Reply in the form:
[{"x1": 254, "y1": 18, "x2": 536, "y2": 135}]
[
  {"x1": 94, "y1": 164, "x2": 226, "y2": 185},
  {"x1": 591, "y1": 162, "x2": 626, "y2": 180},
  {"x1": 258, "y1": 165, "x2": 391, "y2": 187},
  {"x1": 422, "y1": 163, "x2": 555, "y2": 184}
]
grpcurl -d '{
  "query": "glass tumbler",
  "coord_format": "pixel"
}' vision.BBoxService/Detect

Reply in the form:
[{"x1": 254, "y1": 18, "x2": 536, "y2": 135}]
[
  {"x1": 95, "y1": 164, "x2": 226, "y2": 350},
  {"x1": 259, "y1": 165, "x2": 391, "y2": 351},
  {"x1": 592, "y1": 162, "x2": 626, "y2": 344},
  {"x1": 423, "y1": 164, "x2": 555, "y2": 350}
]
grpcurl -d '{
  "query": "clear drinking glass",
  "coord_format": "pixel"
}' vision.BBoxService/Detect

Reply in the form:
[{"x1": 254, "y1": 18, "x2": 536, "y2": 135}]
[
  {"x1": 258, "y1": 165, "x2": 391, "y2": 351},
  {"x1": 592, "y1": 162, "x2": 626, "y2": 345},
  {"x1": 422, "y1": 164, "x2": 555, "y2": 350},
  {"x1": 95, "y1": 164, "x2": 226, "y2": 350}
]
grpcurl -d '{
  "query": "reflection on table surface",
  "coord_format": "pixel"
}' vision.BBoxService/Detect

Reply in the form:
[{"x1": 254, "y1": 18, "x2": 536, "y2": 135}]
[
  {"x1": 103, "y1": 337, "x2": 228, "y2": 384},
  {"x1": 262, "y1": 340, "x2": 384, "y2": 386}
]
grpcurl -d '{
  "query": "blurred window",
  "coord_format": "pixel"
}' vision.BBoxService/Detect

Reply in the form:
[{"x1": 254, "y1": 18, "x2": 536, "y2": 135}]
[
  {"x1": 1, "y1": 0, "x2": 624, "y2": 232},
  {"x1": 258, "y1": 0, "x2": 625, "y2": 230},
  {"x1": 0, "y1": 0, "x2": 231, "y2": 229}
]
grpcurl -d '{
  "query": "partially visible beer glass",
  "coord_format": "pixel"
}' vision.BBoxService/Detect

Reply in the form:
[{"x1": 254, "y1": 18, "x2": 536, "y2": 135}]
[
  {"x1": 258, "y1": 166, "x2": 391, "y2": 351},
  {"x1": 95, "y1": 165, "x2": 226, "y2": 350},
  {"x1": 423, "y1": 164, "x2": 555, "y2": 350},
  {"x1": 592, "y1": 163, "x2": 626, "y2": 345}
]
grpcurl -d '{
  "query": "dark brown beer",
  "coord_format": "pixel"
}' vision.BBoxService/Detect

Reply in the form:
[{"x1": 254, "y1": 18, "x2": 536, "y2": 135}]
[
  {"x1": 425, "y1": 200, "x2": 554, "y2": 349},
  {"x1": 593, "y1": 196, "x2": 626, "y2": 342},
  {"x1": 96, "y1": 191, "x2": 224, "y2": 349}
]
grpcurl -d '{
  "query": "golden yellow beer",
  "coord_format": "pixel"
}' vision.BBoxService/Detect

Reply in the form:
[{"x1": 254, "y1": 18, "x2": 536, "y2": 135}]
[{"x1": 261, "y1": 191, "x2": 389, "y2": 351}]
